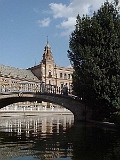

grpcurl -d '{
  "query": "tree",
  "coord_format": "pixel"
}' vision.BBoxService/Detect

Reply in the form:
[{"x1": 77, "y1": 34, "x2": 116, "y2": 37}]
[{"x1": 68, "y1": 0, "x2": 120, "y2": 120}]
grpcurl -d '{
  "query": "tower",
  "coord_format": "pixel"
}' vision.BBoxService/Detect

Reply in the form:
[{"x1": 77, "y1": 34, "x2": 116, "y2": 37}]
[
  {"x1": 41, "y1": 38, "x2": 55, "y2": 85},
  {"x1": 28, "y1": 38, "x2": 73, "y2": 89},
  {"x1": 42, "y1": 38, "x2": 54, "y2": 65}
]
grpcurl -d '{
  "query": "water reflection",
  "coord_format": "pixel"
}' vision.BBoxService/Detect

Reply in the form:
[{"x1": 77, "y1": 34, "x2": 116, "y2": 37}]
[
  {"x1": 0, "y1": 115, "x2": 74, "y2": 135},
  {"x1": 0, "y1": 115, "x2": 120, "y2": 160},
  {"x1": 0, "y1": 115, "x2": 74, "y2": 160}
]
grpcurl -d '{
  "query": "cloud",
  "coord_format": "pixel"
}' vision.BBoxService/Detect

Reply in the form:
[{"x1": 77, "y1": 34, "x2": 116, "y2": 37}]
[
  {"x1": 49, "y1": 3, "x2": 72, "y2": 18},
  {"x1": 56, "y1": 17, "x2": 76, "y2": 36},
  {"x1": 37, "y1": 18, "x2": 51, "y2": 27},
  {"x1": 49, "y1": 0, "x2": 115, "y2": 36}
]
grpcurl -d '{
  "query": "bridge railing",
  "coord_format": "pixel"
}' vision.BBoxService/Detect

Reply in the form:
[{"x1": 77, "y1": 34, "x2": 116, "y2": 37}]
[{"x1": 0, "y1": 82, "x2": 73, "y2": 95}]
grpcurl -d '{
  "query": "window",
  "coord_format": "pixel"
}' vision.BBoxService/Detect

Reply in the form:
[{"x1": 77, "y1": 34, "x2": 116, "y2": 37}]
[
  {"x1": 64, "y1": 73, "x2": 67, "y2": 79},
  {"x1": 61, "y1": 83, "x2": 63, "y2": 88},
  {"x1": 60, "y1": 73, "x2": 62, "y2": 78},
  {"x1": 48, "y1": 71, "x2": 52, "y2": 78},
  {"x1": 68, "y1": 74, "x2": 70, "y2": 79}
]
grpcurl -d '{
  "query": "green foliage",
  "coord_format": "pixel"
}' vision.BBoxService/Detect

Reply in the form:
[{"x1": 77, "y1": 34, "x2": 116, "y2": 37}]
[
  {"x1": 68, "y1": 0, "x2": 120, "y2": 120},
  {"x1": 110, "y1": 111, "x2": 120, "y2": 126}
]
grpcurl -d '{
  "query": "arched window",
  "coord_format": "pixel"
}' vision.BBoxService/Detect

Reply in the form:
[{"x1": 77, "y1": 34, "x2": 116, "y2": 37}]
[{"x1": 48, "y1": 71, "x2": 52, "y2": 78}]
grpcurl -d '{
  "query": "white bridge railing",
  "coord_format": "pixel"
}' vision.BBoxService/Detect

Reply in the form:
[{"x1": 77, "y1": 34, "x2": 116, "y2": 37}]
[{"x1": 0, "y1": 82, "x2": 72, "y2": 95}]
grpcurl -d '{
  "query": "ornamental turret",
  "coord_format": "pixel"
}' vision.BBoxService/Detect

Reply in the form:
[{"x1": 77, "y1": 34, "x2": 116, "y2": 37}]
[{"x1": 42, "y1": 38, "x2": 54, "y2": 65}]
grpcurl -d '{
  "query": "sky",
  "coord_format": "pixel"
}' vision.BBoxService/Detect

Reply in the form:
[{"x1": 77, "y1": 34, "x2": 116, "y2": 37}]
[{"x1": 0, "y1": 0, "x2": 116, "y2": 69}]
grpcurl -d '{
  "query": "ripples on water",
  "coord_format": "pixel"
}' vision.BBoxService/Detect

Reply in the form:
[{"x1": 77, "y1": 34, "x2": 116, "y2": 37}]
[{"x1": 0, "y1": 114, "x2": 120, "y2": 160}]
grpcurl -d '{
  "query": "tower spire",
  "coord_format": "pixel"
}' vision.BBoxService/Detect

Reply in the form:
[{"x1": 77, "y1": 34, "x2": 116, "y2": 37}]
[
  {"x1": 42, "y1": 37, "x2": 54, "y2": 64},
  {"x1": 47, "y1": 36, "x2": 49, "y2": 46}
]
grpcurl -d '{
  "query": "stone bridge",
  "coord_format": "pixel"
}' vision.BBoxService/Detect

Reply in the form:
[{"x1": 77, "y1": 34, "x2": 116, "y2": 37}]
[{"x1": 0, "y1": 91, "x2": 92, "y2": 122}]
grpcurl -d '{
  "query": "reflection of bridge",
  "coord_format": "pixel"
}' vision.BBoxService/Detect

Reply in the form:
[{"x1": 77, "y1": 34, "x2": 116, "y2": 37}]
[
  {"x1": 0, "y1": 115, "x2": 73, "y2": 160},
  {"x1": 0, "y1": 82, "x2": 92, "y2": 121},
  {"x1": 0, "y1": 115, "x2": 74, "y2": 135}
]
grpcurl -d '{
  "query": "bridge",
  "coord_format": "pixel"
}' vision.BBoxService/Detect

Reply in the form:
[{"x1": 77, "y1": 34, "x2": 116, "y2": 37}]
[{"x1": 0, "y1": 82, "x2": 92, "y2": 122}]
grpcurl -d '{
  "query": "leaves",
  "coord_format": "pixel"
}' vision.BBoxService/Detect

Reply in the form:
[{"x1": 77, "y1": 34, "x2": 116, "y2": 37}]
[{"x1": 68, "y1": 0, "x2": 120, "y2": 120}]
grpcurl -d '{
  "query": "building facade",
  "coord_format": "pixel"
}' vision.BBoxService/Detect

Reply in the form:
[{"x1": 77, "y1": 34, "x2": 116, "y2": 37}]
[
  {"x1": 0, "y1": 40, "x2": 73, "y2": 92},
  {"x1": 28, "y1": 39, "x2": 73, "y2": 90}
]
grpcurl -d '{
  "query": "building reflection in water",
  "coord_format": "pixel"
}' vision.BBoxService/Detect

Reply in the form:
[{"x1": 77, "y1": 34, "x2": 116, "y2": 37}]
[{"x1": 0, "y1": 114, "x2": 74, "y2": 160}]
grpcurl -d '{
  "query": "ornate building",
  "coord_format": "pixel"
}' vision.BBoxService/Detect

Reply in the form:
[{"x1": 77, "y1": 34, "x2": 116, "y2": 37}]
[
  {"x1": 0, "y1": 39, "x2": 73, "y2": 92},
  {"x1": 28, "y1": 39, "x2": 73, "y2": 90},
  {"x1": 0, "y1": 39, "x2": 73, "y2": 108}
]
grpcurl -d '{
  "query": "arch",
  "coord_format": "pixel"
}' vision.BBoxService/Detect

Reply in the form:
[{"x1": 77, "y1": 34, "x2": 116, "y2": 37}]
[{"x1": 0, "y1": 92, "x2": 92, "y2": 122}]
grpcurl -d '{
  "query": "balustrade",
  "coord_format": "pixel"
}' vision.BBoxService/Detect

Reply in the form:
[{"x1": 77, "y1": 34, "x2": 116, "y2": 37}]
[{"x1": 0, "y1": 82, "x2": 72, "y2": 95}]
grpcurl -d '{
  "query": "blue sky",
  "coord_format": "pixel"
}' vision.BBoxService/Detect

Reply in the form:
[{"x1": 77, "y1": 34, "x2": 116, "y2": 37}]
[{"x1": 0, "y1": 0, "x2": 115, "y2": 69}]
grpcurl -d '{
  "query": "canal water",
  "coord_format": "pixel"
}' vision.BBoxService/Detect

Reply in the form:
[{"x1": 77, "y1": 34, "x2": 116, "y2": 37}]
[{"x1": 0, "y1": 114, "x2": 120, "y2": 160}]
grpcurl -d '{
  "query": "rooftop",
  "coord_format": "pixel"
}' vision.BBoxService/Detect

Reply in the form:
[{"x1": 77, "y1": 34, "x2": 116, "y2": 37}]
[{"x1": 0, "y1": 64, "x2": 39, "y2": 81}]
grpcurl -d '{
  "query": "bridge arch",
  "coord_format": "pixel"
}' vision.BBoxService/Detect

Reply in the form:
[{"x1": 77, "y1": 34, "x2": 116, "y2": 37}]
[{"x1": 0, "y1": 92, "x2": 92, "y2": 122}]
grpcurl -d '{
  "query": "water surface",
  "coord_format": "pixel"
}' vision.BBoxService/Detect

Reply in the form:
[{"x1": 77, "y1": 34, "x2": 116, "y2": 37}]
[{"x1": 0, "y1": 114, "x2": 120, "y2": 160}]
